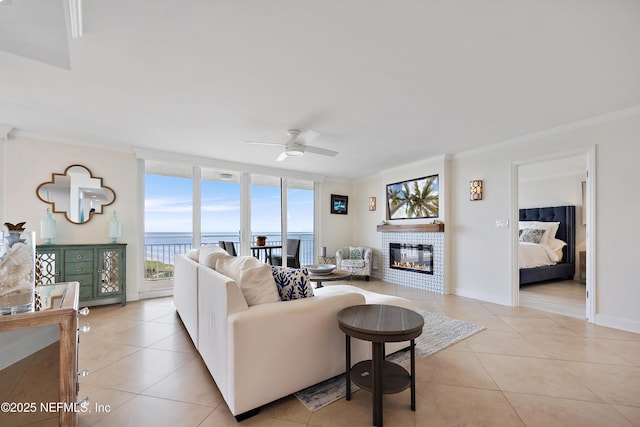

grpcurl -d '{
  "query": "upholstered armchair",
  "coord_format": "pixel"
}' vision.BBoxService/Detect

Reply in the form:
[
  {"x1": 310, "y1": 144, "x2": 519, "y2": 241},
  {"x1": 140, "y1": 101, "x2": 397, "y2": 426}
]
[{"x1": 336, "y1": 246, "x2": 371, "y2": 281}]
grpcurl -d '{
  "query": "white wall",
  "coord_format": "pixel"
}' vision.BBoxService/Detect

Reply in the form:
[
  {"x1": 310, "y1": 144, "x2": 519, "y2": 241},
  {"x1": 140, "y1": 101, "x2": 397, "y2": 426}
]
[
  {"x1": 318, "y1": 180, "x2": 354, "y2": 259},
  {"x1": 3, "y1": 137, "x2": 140, "y2": 303},
  {"x1": 450, "y1": 109, "x2": 640, "y2": 332}
]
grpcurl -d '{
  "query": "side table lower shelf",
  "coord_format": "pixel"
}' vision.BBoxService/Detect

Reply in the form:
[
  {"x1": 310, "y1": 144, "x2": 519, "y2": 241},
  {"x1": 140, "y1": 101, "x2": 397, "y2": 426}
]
[{"x1": 351, "y1": 360, "x2": 411, "y2": 394}]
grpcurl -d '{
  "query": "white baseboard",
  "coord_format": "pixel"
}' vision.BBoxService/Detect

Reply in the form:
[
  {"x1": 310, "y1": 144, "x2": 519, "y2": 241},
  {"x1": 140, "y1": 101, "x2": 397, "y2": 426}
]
[
  {"x1": 0, "y1": 325, "x2": 59, "y2": 371},
  {"x1": 453, "y1": 287, "x2": 512, "y2": 306},
  {"x1": 595, "y1": 313, "x2": 640, "y2": 334}
]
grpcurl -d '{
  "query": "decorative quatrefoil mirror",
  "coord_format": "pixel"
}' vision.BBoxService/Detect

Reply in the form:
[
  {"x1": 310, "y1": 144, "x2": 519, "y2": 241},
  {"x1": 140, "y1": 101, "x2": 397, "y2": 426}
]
[{"x1": 36, "y1": 164, "x2": 116, "y2": 224}]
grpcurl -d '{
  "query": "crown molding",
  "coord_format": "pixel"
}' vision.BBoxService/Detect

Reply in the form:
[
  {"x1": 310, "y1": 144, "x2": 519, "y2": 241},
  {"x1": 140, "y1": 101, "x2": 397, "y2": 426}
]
[
  {"x1": 454, "y1": 105, "x2": 640, "y2": 159},
  {"x1": 0, "y1": 124, "x2": 14, "y2": 140}
]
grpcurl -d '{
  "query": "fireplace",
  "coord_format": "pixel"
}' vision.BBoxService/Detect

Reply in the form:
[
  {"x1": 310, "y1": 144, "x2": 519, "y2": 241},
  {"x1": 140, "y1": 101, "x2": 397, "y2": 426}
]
[{"x1": 389, "y1": 243, "x2": 433, "y2": 274}]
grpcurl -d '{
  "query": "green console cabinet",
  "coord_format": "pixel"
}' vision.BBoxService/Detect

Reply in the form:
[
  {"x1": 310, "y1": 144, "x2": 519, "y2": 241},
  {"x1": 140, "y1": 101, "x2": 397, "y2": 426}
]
[{"x1": 36, "y1": 244, "x2": 127, "y2": 306}]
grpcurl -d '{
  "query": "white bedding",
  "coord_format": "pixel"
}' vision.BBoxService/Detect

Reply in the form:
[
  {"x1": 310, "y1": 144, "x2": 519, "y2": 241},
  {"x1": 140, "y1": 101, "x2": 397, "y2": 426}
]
[{"x1": 518, "y1": 242, "x2": 562, "y2": 269}]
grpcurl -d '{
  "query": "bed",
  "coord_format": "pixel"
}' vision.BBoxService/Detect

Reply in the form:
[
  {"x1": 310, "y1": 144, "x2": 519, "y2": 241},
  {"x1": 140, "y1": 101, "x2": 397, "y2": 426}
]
[{"x1": 519, "y1": 205, "x2": 576, "y2": 285}]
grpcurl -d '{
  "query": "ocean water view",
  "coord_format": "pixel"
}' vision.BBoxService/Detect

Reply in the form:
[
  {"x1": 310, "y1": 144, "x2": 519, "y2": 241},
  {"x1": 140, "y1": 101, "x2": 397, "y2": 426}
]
[{"x1": 144, "y1": 232, "x2": 316, "y2": 281}]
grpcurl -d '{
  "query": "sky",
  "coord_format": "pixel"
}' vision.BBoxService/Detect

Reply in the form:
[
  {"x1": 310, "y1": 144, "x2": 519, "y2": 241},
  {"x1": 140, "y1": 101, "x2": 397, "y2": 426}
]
[{"x1": 144, "y1": 174, "x2": 314, "y2": 234}]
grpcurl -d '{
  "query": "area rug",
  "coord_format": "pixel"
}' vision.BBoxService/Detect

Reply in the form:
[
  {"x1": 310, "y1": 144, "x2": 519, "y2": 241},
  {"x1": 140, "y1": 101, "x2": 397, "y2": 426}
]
[{"x1": 294, "y1": 309, "x2": 484, "y2": 412}]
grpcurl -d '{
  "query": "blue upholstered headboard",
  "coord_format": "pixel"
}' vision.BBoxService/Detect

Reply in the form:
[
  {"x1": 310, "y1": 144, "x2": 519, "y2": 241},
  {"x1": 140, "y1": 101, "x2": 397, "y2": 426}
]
[{"x1": 519, "y1": 205, "x2": 576, "y2": 265}]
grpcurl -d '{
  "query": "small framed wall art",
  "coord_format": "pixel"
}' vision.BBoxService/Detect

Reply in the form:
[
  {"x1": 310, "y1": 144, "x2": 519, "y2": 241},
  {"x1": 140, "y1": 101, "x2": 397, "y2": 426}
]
[{"x1": 330, "y1": 194, "x2": 348, "y2": 215}]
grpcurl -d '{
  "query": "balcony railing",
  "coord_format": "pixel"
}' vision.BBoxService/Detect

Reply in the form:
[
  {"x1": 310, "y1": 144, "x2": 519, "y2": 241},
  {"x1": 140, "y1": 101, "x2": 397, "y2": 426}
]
[{"x1": 144, "y1": 232, "x2": 316, "y2": 283}]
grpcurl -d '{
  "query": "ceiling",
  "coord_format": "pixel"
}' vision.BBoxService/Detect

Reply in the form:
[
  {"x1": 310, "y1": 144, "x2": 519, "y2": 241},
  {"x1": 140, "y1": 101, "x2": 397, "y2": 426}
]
[{"x1": 1, "y1": 0, "x2": 639, "y2": 181}]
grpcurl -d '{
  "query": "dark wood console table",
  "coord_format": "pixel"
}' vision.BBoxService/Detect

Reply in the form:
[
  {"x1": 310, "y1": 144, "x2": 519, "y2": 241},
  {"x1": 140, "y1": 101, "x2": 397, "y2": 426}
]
[{"x1": 337, "y1": 304, "x2": 424, "y2": 427}]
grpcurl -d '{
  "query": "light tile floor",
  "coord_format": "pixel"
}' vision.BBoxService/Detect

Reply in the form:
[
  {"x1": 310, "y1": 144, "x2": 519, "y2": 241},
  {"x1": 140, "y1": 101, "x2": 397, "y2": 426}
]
[{"x1": 30, "y1": 279, "x2": 640, "y2": 426}]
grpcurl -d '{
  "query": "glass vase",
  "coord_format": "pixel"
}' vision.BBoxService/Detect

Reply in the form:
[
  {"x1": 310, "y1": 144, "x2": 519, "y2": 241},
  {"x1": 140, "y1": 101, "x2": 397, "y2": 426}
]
[{"x1": 0, "y1": 231, "x2": 36, "y2": 315}]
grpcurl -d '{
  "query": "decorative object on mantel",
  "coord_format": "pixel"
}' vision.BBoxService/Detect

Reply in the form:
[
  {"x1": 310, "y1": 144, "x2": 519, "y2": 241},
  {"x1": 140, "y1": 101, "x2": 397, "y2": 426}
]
[
  {"x1": 330, "y1": 194, "x2": 348, "y2": 214},
  {"x1": 368, "y1": 196, "x2": 376, "y2": 211},
  {"x1": 36, "y1": 164, "x2": 116, "y2": 224},
  {"x1": 108, "y1": 211, "x2": 122, "y2": 243},
  {"x1": 1, "y1": 222, "x2": 36, "y2": 315},
  {"x1": 377, "y1": 223, "x2": 444, "y2": 233},
  {"x1": 470, "y1": 180, "x2": 483, "y2": 201},
  {"x1": 256, "y1": 235, "x2": 267, "y2": 246},
  {"x1": 40, "y1": 208, "x2": 57, "y2": 244}
]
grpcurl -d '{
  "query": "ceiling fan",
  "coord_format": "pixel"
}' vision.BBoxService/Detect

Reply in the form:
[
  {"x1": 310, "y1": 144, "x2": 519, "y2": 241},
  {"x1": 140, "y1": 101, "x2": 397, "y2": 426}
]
[{"x1": 245, "y1": 129, "x2": 338, "y2": 161}]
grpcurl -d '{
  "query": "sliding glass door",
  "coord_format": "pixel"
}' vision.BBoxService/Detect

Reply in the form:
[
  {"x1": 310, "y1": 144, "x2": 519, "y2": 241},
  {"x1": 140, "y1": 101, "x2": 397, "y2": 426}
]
[
  {"x1": 142, "y1": 160, "x2": 317, "y2": 294},
  {"x1": 201, "y1": 168, "x2": 241, "y2": 250},
  {"x1": 286, "y1": 179, "x2": 315, "y2": 266},
  {"x1": 143, "y1": 162, "x2": 193, "y2": 292},
  {"x1": 250, "y1": 175, "x2": 282, "y2": 262}
]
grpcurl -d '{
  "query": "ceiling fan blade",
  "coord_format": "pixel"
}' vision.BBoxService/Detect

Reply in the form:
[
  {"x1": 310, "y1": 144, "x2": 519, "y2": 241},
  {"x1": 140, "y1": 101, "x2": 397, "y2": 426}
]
[
  {"x1": 276, "y1": 152, "x2": 288, "y2": 161},
  {"x1": 244, "y1": 140, "x2": 284, "y2": 147},
  {"x1": 297, "y1": 130, "x2": 319, "y2": 144},
  {"x1": 303, "y1": 145, "x2": 338, "y2": 157}
]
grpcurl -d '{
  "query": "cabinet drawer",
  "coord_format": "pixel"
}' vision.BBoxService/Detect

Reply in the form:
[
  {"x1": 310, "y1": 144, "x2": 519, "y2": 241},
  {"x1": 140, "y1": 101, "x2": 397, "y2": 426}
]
[
  {"x1": 66, "y1": 250, "x2": 93, "y2": 262},
  {"x1": 64, "y1": 261, "x2": 94, "y2": 275},
  {"x1": 64, "y1": 273, "x2": 93, "y2": 288}
]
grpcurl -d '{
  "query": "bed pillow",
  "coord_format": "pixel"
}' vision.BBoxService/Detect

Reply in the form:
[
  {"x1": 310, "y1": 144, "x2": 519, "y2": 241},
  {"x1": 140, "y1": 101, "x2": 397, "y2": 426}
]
[
  {"x1": 216, "y1": 256, "x2": 280, "y2": 306},
  {"x1": 271, "y1": 266, "x2": 314, "y2": 301},
  {"x1": 519, "y1": 221, "x2": 560, "y2": 245},
  {"x1": 519, "y1": 228, "x2": 546, "y2": 244},
  {"x1": 547, "y1": 238, "x2": 567, "y2": 252}
]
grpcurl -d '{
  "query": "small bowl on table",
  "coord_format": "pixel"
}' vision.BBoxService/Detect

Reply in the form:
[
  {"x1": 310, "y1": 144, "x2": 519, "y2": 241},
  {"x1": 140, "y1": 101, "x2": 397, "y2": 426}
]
[{"x1": 304, "y1": 264, "x2": 336, "y2": 275}]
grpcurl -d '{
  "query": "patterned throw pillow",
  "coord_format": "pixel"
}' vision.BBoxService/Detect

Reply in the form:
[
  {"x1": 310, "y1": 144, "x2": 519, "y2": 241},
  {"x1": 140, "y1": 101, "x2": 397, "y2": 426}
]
[
  {"x1": 349, "y1": 246, "x2": 364, "y2": 259},
  {"x1": 271, "y1": 266, "x2": 314, "y2": 301},
  {"x1": 519, "y1": 228, "x2": 546, "y2": 244}
]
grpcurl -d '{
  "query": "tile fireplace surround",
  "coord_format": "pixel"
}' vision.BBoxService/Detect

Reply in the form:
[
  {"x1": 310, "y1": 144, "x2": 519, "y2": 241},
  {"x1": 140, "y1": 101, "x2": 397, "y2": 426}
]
[{"x1": 380, "y1": 228, "x2": 444, "y2": 293}]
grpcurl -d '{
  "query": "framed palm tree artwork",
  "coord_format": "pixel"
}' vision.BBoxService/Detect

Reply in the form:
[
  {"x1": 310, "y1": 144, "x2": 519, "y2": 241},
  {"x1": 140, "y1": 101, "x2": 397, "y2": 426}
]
[{"x1": 386, "y1": 174, "x2": 439, "y2": 220}]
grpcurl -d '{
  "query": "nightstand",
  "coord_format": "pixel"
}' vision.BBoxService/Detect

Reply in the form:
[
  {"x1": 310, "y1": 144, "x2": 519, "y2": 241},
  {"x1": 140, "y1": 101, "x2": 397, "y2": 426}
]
[{"x1": 579, "y1": 251, "x2": 586, "y2": 284}]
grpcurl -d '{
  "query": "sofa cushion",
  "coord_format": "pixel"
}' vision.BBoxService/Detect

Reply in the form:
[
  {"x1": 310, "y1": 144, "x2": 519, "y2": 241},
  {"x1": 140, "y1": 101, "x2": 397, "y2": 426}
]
[
  {"x1": 186, "y1": 248, "x2": 200, "y2": 262},
  {"x1": 215, "y1": 256, "x2": 280, "y2": 306},
  {"x1": 342, "y1": 259, "x2": 365, "y2": 268},
  {"x1": 271, "y1": 266, "x2": 314, "y2": 301},
  {"x1": 349, "y1": 246, "x2": 364, "y2": 259},
  {"x1": 199, "y1": 245, "x2": 231, "y2": 268}
]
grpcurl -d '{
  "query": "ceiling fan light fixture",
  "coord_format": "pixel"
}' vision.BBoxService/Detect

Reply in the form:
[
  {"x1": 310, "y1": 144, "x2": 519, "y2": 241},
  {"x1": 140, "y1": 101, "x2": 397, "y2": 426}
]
[{"x1": 285, "y1": 148, "x2": 304, "y2": 157}]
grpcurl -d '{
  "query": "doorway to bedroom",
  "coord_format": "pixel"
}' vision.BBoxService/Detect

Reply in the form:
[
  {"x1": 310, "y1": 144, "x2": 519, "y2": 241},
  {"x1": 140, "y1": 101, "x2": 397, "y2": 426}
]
[{"x1": 516, "y1": 152, "x2": 591, "y2": 320}]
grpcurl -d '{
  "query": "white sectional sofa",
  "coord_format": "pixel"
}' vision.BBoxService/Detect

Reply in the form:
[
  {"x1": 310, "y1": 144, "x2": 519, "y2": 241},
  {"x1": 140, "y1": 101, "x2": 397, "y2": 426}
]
[{"x1": 174, "y1": 246, "x2": 415, "y2": 419}]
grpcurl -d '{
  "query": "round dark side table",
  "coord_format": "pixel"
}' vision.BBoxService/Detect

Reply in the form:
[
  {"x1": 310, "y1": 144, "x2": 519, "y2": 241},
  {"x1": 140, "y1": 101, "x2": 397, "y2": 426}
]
[{"x1": 337, "y1": 304, "x2": 424, "y2": 427}]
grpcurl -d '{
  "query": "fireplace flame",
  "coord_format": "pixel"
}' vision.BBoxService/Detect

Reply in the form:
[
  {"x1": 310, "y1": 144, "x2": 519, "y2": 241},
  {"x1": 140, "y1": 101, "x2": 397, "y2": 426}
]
[{"x1": 392, "y1": 260, "x2": 431, "y2": 272}]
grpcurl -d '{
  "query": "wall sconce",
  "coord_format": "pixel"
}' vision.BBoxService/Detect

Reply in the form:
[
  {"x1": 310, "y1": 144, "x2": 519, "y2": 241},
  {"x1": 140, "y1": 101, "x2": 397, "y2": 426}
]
[
  {"x1": 470, "y1": 180, "x2": 483, "y2": 201},
  {"x1": 369, "y1": 197, "x2": 376, "y2": 211}
]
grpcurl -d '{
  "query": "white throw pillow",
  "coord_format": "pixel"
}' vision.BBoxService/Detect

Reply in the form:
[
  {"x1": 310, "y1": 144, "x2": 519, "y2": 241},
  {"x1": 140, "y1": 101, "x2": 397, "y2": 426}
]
[
  {"x1": 198, "y1": 245, "x2": 230, "y2": 268},
  {"x1": 186, "y1": 248, "x2": 200, "y2": 262},
  {"x1": 215, "y1": 256, "x2": 280, "y2": 306}
]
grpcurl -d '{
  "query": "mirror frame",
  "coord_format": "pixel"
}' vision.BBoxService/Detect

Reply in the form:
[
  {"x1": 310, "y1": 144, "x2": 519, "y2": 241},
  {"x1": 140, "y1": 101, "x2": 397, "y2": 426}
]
[{"x1": 36, "y1": 164, "x2": 116, "y2": 224}]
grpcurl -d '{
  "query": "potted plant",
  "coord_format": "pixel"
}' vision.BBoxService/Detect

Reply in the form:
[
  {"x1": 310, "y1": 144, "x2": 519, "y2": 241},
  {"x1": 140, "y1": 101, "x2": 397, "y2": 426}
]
[{"x1": 256, "y1": 235, "x2": 267, "y2": 246}]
